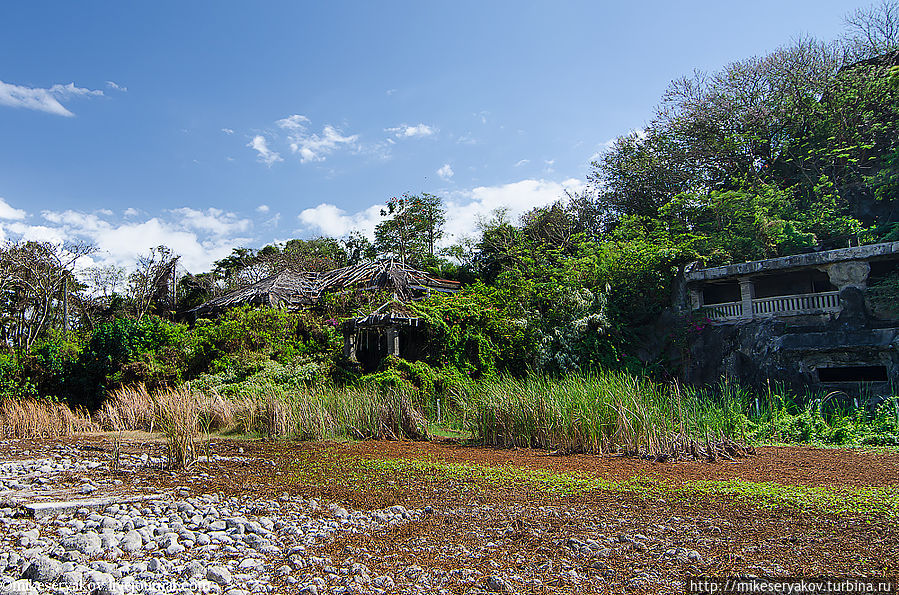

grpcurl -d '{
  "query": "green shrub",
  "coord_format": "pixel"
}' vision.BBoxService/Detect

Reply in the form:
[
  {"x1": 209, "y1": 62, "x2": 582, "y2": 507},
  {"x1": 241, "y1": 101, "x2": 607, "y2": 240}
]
[{"x1": 0, "y1": 353, "x2": 38, "y2": 399}]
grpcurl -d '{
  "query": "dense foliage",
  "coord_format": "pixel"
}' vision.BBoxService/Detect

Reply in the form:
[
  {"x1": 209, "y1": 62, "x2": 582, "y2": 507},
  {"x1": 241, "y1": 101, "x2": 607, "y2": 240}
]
[{"x1": 0, "y1": 4, "x2": 897, "y2": 420}]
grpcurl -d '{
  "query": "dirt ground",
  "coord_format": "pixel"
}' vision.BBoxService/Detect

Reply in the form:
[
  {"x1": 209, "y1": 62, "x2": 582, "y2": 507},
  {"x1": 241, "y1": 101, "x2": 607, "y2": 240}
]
[{"x1": 4, "y1": 436, "x2": 898, "y2": 593}]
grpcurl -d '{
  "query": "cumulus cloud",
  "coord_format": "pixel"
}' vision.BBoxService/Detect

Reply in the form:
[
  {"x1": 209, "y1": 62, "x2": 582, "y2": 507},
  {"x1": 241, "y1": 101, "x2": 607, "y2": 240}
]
[
  {"x1": 6, "y1": 222, "x2": 67, "y2": 244},
  {"x1": 437, "y1": 164, "x2": 454, "y2": 180},
  {"x1": 1, "y1": 198, "x2": 252, "y2": 272},
  {"x1": 105, "y1": 81, "x2": 127, "y2": 92},
  {"x1": 256, "y1": 204, "x2": 270, "y2": 213},
  {"x1": 0, "y1": 80, "x2": 104, "y2": 116},
  {"x1": 297, "y1": 203, "x2": 384, "y2": 239},
  {"x1": 247, "y1": 135, "x2": 283, "y2": 166},
  {"x1": 0, "y1": 198, "x2": 27, "y2": 220},
  {"x1": 221, "y1": 128, "x2": 234, "y2": 135},
  {"x1": 297, "y1": 177, "x2": 585, "y2": 245},
  {"x1": 387, "y1": 123, "x2": 435, "y2": 138},
  {"x1": 442, "y1": 178, "x2": 583, "y2": 241},
  {"x1": 275, "y1": 115, "x2": 359, "y2": 163}
]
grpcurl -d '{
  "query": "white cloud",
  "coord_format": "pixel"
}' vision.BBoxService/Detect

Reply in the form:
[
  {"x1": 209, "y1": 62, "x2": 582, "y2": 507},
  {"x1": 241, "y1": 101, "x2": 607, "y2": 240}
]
[
  {"x1": 276, "y1": 115, "x2": 359, "y2": 163},
  {"x1": 514, "y1": 159, "x2": 529, "y2": 167},
  {"x1": 443, "y1": 178, "x2": 585, "y2": 241},
  {"x1": 256, "y1": 204, "x2": 270, "y2": 213},
  {"x1": 276, "y1": 114, "x2": 310, "y2": 130},
  {"x1": 297, "y1": 177, "x2": 585, "y2": 246},
  {"x1": 0, "y1": 80, "x2": 103, "y2": 116},
  {"x1": 123, "y1": 208, "x2": 140, "y2": 217},
  {"x1": 221, "y1": 128, "x2": 234, "y2": 135},
  {"x1": 247, "y1": 135, "x2": 283, "y2": 166},
  {"x1": 168, "y1": 207, "x2": 250, "y2": 236},
  {"x1": 2, "y1": 203, "x2": 252, "y2": 272},
  {"x1": 387, "y1": 123, "x2": 435, "y2": 138},
  {"x1": 298, "y1": 126, "x2": 358, "y2": 163},
  {"x1": 6, "y1": 222, "x2": 67, "y2": 244},
  {"x1": 0, "y1": 198, "x2": 27, "y2": 220},
  {"x1": 297, "y1": 203, "x2": 384, "y2": 239},
  {"x1": 437, "y1": 164, "x2": 454, "y2": 180},
  {"x1": 105, "y1": 81, "x2": 127, "y2": 92},
  {"x1": 88, "y1": 218, "x2": 243, "y2": 271}
]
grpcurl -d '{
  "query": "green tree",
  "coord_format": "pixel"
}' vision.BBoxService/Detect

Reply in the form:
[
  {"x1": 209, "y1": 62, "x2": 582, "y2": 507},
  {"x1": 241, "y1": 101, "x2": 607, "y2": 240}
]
[{"x1": 374, "y1": 193, "x2": 446, "y2": 265}]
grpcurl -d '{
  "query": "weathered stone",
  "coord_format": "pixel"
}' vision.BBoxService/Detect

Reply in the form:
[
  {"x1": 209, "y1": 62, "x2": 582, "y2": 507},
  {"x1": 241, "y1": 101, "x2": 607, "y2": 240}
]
[
  {"x1": 21, "y1": 556, "x2": 62, "y2": 583},
  {"x1": 62, "y1": 532, "x2": 102, "y2": 557},
  {"x1": 206, "y1": 566, "x2": 233, "y2": 586}
]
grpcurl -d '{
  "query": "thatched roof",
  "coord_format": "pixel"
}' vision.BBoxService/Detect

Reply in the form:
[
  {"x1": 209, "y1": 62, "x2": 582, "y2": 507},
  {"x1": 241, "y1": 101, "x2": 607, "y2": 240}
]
[{"x1": 190, "y1": 259, "x2": 460, "y2": 316}]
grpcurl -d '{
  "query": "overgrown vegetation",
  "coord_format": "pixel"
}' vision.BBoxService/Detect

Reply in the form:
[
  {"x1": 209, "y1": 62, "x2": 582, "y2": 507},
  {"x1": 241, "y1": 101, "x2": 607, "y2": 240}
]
[{"x1": 1, "y1": 3, "x2": 898, "y2": 453}]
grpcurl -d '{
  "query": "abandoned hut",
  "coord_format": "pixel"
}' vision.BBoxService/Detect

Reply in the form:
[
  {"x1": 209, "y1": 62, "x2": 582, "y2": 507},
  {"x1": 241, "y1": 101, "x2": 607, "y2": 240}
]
[{"x1": 189, "y1": 259, "x2": 461, "y2": 369}]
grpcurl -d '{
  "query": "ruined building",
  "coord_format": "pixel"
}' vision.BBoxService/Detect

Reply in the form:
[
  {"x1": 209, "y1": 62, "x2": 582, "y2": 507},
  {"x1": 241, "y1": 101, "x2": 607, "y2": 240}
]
[
  {"x1": 682, "y1": 242, "x2": 899, "y2": 396},
  {"x1": 189, "y1": 259, "x2": 460, "y2": 370}
]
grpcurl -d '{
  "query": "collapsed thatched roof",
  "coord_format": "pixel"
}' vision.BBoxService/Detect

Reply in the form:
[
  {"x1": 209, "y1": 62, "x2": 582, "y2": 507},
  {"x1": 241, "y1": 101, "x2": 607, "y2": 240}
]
[
  {"x1": 343, "y1": 300, "x2": 423, "y2": 329},
  {"x1": 190, "y1": 259, "x2": 460, "y2": 316}
]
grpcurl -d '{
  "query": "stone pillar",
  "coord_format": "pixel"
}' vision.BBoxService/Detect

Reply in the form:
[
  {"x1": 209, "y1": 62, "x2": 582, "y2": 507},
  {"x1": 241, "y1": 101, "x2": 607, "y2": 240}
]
[
  {"x1": 827, "y1": 260, "x2": 871, "y2": 327},
  {"x1": 386, "y1": 327, "x2": 400, "y2": 357},
  {"x1": 739, "y1": 277, "x2": 754, "y2": 320},
  {"x1": 343, "y1": 332, "x2": 357, "y2": 362},
  {"x1": 826, "y1": 261, "x2": 870, "y2": 290},
  {"x1": 689, "y1": 288, "x2": 703, "y2": 311}
]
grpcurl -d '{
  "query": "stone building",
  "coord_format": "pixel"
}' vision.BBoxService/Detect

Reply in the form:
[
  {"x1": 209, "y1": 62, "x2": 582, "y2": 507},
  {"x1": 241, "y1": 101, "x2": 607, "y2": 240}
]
[{"x1": 683, "y1": 242, "x2": 899, "y2": 396}]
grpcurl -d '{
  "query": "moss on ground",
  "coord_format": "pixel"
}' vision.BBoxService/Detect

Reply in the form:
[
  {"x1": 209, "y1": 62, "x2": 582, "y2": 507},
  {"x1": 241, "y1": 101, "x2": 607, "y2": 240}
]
[{"x1": 287, "y1": 448, "x2": 899, "y2": 518}]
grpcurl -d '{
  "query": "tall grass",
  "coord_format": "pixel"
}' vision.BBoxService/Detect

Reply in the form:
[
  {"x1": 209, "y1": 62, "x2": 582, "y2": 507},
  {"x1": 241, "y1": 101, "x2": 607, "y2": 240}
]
[
  {"x1": 224, "y1": 383, "x2": 430, "y2": 441},
  {"x1": 4, "y1": 371, "x2": 894, "y2": 457},
  {"x1": 97, "y1": 381, "x2": 430, "y2": 450},
  {"x1": 0, "y1": 398, "x2": 95, "y2": 439},
  {"x1": 459, "y1": 372, "x2": 754, "y2": 456}
]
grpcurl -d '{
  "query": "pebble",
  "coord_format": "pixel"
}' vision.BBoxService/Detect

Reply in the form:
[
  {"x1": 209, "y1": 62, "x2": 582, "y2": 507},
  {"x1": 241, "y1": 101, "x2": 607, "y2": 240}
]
[{"x1": 0, "y1": 442, "x2": 728, "y2": 595}]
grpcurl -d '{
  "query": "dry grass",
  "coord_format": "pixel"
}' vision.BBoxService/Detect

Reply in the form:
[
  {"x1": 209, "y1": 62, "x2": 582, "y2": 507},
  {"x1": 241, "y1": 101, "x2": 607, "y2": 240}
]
[
  {"x1": 0, "y1": 398, "x2": 96, "y2": 439},
  {"x1": 151, "y1": 386, "x2": 202, "y2": 469},
  {"x1": 95, "y1": 384, "x2": 156, "y2": 432},
  {"x1": 97, "y1": 384, "x2": 228, "y2": 468},
  {"x1": 0, "y1": 380, "x2": 431, "y2": 458}
]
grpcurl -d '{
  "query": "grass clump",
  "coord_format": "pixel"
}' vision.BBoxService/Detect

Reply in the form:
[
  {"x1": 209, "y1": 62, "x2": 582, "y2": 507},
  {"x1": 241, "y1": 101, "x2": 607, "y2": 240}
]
[
  {"x1": 0, "y1": 397, "x2": 95, "y2": 439},
  {"x1": 459, "y1": 372, "x2": 751, "y2": 457},
  {"x1": 224, "y1": 383, "x2": 430, "y2": 441},
  {"x1": 151, "y1": 386, "x2": 202, "y2": 469}
]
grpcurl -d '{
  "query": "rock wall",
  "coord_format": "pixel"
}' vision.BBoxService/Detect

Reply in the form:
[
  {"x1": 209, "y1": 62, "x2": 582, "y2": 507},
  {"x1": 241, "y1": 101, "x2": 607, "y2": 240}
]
[{"x1": 685, "y1": 287, "x2": 899, "y2": 396}]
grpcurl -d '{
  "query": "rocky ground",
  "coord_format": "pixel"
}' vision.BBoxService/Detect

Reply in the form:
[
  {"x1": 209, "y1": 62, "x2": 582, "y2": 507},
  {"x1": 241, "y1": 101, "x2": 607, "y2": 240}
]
[{"x1": 0, "y1": 437, "x2": 896, "y2": 595}]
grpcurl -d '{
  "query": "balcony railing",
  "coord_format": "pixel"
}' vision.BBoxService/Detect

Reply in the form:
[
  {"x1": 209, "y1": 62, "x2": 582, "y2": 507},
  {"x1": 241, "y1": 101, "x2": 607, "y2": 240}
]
[
  {"x1": 705, "y1": 301, "x2": 744, "y2": 320},
  {"x1": 702, "y1": 291, "x2": 841, "y2": 321},
  {"x1": 752, "y1": 291, "x2": 840, "y2": 317}
]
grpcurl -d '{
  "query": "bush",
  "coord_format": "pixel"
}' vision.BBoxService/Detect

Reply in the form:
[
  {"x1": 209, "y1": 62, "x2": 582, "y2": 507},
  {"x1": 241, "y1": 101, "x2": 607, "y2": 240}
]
[
  {"x1": 411, "y1": 282, "x2": 536, "y2": 376},
  {"x1": 0, "y1": 353, "x2": 38, "y2": 399}
]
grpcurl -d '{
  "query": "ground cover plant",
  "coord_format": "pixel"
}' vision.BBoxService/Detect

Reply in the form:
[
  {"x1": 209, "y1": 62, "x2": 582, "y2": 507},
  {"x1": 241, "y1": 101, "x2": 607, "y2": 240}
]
[{"x1": 1, "y1": 436, "x2": 897, "y2": 594}]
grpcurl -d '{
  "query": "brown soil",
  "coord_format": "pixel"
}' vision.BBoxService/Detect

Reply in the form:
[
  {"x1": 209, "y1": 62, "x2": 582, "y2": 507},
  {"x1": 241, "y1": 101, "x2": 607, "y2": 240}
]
[{"x1": 4, "y1": 436, "x2": 898, "y2": 593}]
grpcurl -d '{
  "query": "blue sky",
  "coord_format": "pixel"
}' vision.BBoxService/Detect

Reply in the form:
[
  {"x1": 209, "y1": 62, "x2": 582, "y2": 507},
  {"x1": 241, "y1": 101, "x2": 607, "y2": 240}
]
[{"x1": 0, "y1": 0, "x2": 875, "y2": 271}]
